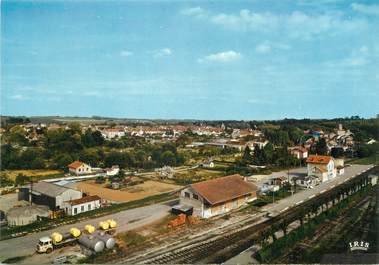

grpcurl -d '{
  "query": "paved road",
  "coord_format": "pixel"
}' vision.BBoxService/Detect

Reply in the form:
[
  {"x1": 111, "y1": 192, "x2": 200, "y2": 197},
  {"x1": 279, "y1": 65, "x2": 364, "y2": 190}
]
[
  {"x1": 0, "y1": 203, "x2": 172, "y2": 261},
  {"x1": 262, "y1": 164, "x2": 374, "y2": 215},
  {"x1": 224, "y1": 164, "x2": 375, "y2": 264}
]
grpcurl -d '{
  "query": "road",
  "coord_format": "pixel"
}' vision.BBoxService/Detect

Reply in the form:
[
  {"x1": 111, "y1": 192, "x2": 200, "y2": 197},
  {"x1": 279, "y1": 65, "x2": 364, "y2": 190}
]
[
  {"x1": 0, "y1": 202, "x2": 173, "y2": 261},
  {"x1": 262, "y1": 164, "x2": 374, "y2": 215}
]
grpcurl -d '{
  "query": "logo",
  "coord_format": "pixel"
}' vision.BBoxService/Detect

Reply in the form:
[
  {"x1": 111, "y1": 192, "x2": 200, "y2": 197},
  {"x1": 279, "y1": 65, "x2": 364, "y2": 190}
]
[{"x1": 349, "y1": 241, "x2": 369, "y2": 251}]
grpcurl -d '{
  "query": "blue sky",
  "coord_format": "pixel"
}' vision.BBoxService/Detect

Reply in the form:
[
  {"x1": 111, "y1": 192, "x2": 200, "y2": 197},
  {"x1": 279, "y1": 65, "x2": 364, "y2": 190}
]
[{"x1": 1, "y1": 0, "x2": 379, "y2": 120}]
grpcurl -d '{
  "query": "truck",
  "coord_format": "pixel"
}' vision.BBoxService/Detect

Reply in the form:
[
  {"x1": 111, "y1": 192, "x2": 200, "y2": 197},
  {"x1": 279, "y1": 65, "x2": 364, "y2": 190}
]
[
  {"x1": 36, "y1": 220, "x2": 118, "y2": 254},
  {"x1": 36, "y1": 228, "x2": 81, "y2": 254},
  {"x1": 37, "y1": 234, "x2": 77, "y2": 254}
]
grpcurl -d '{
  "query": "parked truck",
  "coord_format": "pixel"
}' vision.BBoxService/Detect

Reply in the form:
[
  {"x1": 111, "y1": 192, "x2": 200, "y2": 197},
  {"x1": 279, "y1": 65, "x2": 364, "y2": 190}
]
[
  {"x1": 36, "y1": 228, "x2": 81, "y2": 254},
  {"x1": 36, "y1": 220, "x2": 117, "y2": 254}
]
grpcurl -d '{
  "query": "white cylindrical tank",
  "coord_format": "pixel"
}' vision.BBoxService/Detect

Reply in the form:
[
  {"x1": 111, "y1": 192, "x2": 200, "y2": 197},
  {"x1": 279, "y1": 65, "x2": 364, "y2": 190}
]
[
  {"x1": 78, "y1": 234, "x2": 105, "y2": 252},
  {"x1": 96, "y1": 232, "x2": 116, "y2": 249}
]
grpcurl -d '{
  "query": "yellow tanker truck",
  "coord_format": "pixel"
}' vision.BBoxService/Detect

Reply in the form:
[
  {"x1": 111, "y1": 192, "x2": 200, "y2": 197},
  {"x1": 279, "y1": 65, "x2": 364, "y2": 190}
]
[
  {"x1": 36, "y1": 228, "x2": 81, "y2": 254},
  {"x1": 36, "y1": 220, "x2": 117, "y2": 254}
]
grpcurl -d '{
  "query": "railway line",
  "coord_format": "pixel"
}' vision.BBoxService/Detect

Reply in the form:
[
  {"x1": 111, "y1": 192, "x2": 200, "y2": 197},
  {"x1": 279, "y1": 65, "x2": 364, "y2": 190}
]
[{"x1": 118, "y1": 165, "x2": 378, "y2": 264}]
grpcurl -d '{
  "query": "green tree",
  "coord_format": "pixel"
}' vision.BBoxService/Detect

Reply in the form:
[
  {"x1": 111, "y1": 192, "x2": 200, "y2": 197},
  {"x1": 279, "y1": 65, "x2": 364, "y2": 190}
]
[
  {"x1": 54, "y1": 153, "x2": 73, "y2": 170},
  {"x1": 160, "y1": 150, "x2": 176, "y2": 166},
  {"x1": 15, "y1": 174, "x2": 29, "y2": 186},
  {"x1": 92, "y1": 130, "x2": 105, "y2": 146},
  {"x1": 315, "y1": 138, "x2": 328, "y2": 155},
  {"x1": 242, "y1": 146, "x2": 252, "y2": 162}
]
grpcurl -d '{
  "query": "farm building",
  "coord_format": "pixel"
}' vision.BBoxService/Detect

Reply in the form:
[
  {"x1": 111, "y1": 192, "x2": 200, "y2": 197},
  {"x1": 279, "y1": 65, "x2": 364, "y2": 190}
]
[
  {"x1": 63, "y1": 195, "x2": 101, "y2": 216},
  {"x1": 68, "y1": 161, "x2": 92, "y2": 175},
  {"x1": 176, "y1": 174, "x2": 257, "y2": 218},
  {"x1": 7, "y1": 205, "x2": 49, "y2": 226},
  {"x1": 18, "y1": 182, "x2": 82, "y2": 210}
]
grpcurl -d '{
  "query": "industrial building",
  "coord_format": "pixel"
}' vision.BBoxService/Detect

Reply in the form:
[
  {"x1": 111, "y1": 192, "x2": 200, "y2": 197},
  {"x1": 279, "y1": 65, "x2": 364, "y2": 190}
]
[
  {"x1": 64, "y1": 195, "x2": 101, "y2": 216},
  {"x1": 18, "y1": 182, "x2": 82, "y2": 210},
  {"x1": 176, "y1": 174, "x2": 257, "y2": 218}
]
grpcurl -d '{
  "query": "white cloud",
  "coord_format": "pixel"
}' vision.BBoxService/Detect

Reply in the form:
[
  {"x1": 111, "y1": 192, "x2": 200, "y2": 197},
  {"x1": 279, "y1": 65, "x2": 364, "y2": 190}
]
[
  {"x1": 153, "y1": 48, "x2": 172, "y2": 58},
  {"x1": 183, "y1": 7, "x2": 368, "y2": 40},
  {"x1": 181, "y1": 7, "x2": 207, "y2": 18},
  {"x1": 83, "y1": 91, "x2": 101, "y2": 97},
  {"x1": 351, "y1": 3, "x2": 379, "y2": 16},
  {"x1": 255, "y1": 42, "x2": 291, "y2": 54},
  {"x1": 10, "y1": 94, "x2": 27, "y2": 100},
  {"x1": 120, "y1": 50, "x2": 133, "y2": 57},
  {"x1": 325, "y1": 45, "x2": 371, "y2": 67},
  {"x1": 198, "y1": 50, "x2": 242, "y2": 63},
  {"x1": 255, "y1": 43, "x2": 271, "y2": 54}
]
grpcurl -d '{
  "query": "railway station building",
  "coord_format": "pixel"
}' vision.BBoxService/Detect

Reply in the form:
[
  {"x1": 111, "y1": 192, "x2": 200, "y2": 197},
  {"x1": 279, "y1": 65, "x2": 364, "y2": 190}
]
[{"x1": 176, "y1": 174, "x2": 257, "y2": 218}]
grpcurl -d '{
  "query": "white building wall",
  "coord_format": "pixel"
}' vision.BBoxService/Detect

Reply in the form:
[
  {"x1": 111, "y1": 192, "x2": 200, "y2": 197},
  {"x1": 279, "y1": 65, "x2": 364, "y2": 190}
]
[
  {"x1": 56, "y1": 190, "x2": 82, "y2": 209},
  {"x1": 67, "y1": 200, "x2": 101, "y2": 216}
]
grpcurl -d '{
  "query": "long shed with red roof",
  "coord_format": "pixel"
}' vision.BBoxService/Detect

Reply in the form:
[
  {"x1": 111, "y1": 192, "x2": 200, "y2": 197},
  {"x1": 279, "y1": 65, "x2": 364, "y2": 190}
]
[{"x1": 177, "y1": 174, "x2": 257, "y2": 218}]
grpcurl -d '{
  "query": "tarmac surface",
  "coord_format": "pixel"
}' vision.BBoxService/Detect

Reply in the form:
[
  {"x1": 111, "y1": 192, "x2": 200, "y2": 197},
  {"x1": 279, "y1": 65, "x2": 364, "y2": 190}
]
[{"x1": 0, "y1": 202, "x2": 172, "y2": 262}]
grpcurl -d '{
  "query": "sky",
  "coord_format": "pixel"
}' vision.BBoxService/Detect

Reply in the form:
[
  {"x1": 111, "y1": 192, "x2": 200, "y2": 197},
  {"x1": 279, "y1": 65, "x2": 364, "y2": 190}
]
[{"x1": 1, "y1": 0, "x2": 379, "y2": 120}]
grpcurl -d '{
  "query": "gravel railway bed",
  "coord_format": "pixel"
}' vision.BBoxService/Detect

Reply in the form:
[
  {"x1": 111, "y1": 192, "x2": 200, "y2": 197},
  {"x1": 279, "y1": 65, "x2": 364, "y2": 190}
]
[{"x1": 119, "y1": 166, "x2": 378, "y2": 264}]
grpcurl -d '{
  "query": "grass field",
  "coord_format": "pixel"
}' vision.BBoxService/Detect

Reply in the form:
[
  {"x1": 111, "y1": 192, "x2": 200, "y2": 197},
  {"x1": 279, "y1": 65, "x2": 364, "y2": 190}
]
[
  {"x1": 174, "y1": 168, "x2": 225, "y2": 184},
  {"x1": 350, "y1": 153, "x2": 379, "y2": 165},
  {"x1": 1, "y1": 169, "x2": 65, "y2": 181},
  {"x1": 76, "y1": 180, "x2": 181, "y2": 202}
]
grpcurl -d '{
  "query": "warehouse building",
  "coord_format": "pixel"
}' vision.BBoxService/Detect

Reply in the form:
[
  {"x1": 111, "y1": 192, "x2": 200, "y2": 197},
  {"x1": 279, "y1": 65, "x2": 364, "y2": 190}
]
[
  {"x1": 18, "y1": 182, "x2": 82, "y2": 210},
  {"x1": 176, "y1": 174, "x2": 257, "y2": 218},
  {"x1": 64, "y1": 195, "x2": 101, "y2": 216}
]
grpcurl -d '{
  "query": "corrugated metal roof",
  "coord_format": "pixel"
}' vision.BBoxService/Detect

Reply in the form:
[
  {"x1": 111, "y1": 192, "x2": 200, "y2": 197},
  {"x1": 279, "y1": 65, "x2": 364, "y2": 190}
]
[{"x1": 23, "y1": 182, "x2": 76, "y2": 197}]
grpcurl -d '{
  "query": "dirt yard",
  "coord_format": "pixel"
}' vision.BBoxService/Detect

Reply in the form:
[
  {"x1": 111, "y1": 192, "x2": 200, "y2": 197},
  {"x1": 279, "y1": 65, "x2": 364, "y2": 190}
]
[
  {"x1": 75, "y1": 180, "x2": 181, "y2": 202},
  {"x1": 1, "y1": 169, "x2": 64, "y2": 181}
]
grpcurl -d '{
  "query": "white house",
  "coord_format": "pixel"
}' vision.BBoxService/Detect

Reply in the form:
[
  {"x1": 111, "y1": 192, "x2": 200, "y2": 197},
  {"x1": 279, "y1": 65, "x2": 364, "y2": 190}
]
[
  {"x1": 101, "y1": 128, "x2": 125, "y2": 139},
  {"x1": 202, "y1": 160, "x2": 215, "y2": 168},
  {"x1": 68, "y1": 161, "x2": 92, "y2": 175},
  {"x1": 367, "y1": 139, "x2": 377, "y2": 145},
  {"x1": 306, "y1": 155, "x2": 336, "y2": 182},
  {"x1": 295, "y1": 175, "x2": 320, "y2": 189},
  {"x1": 106, "y1": 165, "x2": 120, "y2": 176},
  {"x1": 64, "y1": 195, "x2": 101, "y2": 216},
  {"x1": 177, "y1": 174, "x2": 257, "y2": 218},
  {"x1": 289, "y1": 146, "x2": 308, "y2": 159}
]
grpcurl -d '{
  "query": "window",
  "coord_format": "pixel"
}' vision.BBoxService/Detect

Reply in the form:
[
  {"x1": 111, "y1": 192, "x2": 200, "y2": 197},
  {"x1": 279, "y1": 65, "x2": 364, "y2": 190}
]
[
  {"x1": 88, "y1": 204, "x2": 91, "y2": 210},
  {"x1": 74, "y1": 207, "x2": 77, "y2": 214},
  {"x1": 184, "y1": 192, "x2": 190, "y2": 198},
  {"x1": 81, "y1": 205, "x2": 85, "y2": 212},
  {"x1": 193, "y1": 194, "x2": 198, "y2": 200}
]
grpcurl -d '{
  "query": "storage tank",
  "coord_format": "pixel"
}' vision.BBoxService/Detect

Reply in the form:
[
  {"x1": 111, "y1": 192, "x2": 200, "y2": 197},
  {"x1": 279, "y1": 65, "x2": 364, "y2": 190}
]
[
  {"x1": 84, "y1": 224, "x2": 95, "y2": 234},
  {"x1": 96, "y1": 231, "x2": 116, "y2": 249},
  {"x1": 70, "y1": 228, "x2": 81, "y2": 238},
  {"x1": 78, "y1": 234, "x2": 105, "y2": 252},
  {"x1": 107, "y1": 219, "x2": 117, "y2": 229},
  {"x1": 99, "y1": 221, "x2": 109, "y2": 230},
  {"x1": 51, "y1": 232, "x2": 63, "y2": 244}
]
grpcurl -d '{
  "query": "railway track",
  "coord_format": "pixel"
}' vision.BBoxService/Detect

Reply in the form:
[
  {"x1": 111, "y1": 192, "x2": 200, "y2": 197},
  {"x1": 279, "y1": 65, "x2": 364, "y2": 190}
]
[{"x1": 119, "y1": 166, "x2": 378, "y2": 264}]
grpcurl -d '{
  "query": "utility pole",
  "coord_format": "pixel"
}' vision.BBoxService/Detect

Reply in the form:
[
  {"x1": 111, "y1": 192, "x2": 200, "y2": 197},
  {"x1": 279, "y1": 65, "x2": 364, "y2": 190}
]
[{"x1": 29, "y1": 176, "x2": 33, "y2": 206}]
